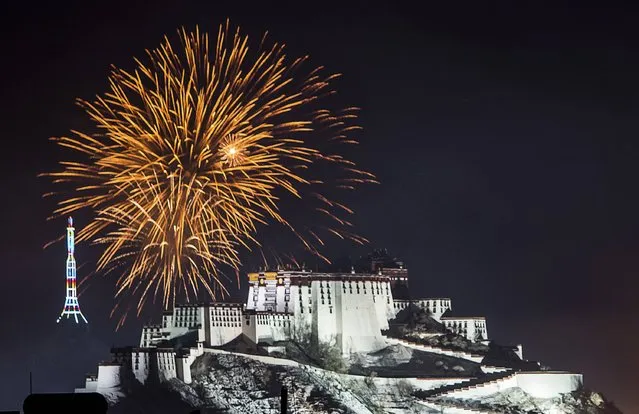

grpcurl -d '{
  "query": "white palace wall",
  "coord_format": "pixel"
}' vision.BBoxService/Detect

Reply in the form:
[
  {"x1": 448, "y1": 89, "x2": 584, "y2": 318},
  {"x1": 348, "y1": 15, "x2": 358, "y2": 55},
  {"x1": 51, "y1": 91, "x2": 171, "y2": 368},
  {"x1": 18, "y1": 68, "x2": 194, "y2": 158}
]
[
  {"x1": 441, "y1": 371, "x2": 583, "y2": 400},
  {"x1": 442, "y1": 317, "x2": 488, "y2": 342},
  {"x1": 516, "y1": 372, "x2": 583, "y2": 398},
  {"x1": 140, "y1": 325, "x2": 162, "y2": 347},
  {"x1": 334, "y1": 279, "x2": 387, "y2": 353},
  {"x1": 132, "y1": 350, "x2": 150, "y2": 384},
  {"x1": 244, "y1": 271, "x2": 393, "y2": 354},
  {"x1": 156, "y1": 349, "x2": 177, "y2": 381},
  {"x1": 176, "y1": 346, "x2": 204, "y2": 384},
  {"x1": 173, "y1": 304, "x2": 205, "y2": 329},
  {"x1": 392, "y1": 298, "x2": 452, "y2": 321},
  {"x1": 244, "y1": 312, "x2": 292, "y2": 344},
  {"x1": 96, "y1": 364, "x2": 121, "y2": 389},
  {"x1": 373, "y1": 280, "x2": 395, "y2": 326},
  {"x1": 75, "y1": 375, "x2": 98, "y2": 393},
  {"x1": 203, "y1": 347, "x2": 468, "y2": 392},
  {"x1": 206, "y1": 303, "x2": 243, "y2": 346}
]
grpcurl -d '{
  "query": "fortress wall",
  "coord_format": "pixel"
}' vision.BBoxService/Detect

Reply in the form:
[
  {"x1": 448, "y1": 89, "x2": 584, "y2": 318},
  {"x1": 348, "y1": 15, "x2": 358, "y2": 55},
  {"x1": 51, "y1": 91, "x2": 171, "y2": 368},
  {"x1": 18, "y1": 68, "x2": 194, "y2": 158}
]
[
  {"x1": 162, "y1": 312, "x2": 173, "y2": 328},
  {"x1": 418, "y1": 298, "x2": 451, "y2": 321},
  {"x1": 175, "y1": 356, "x2": 189, "y2": 384},
  {"x1": 252, "y1": 313, "x2": 292, "y2": 344},
  {"x1": 391, "y1": 299, "x2": 410, "y2": 317},
  {"x1": 314, "y1": 280, "x2": 339, "y2": 345},
  {"x1": 75, "y1": 377, "x2": 98, "y2": 393},
  {"x1": 156, "y1": 350, "x2": 177, "y2": 381},
  {"x1": 245, "y1": 271, "x2": 397, "y2": 354},
  {"x1": 208, "y1": 325, "x2": 242, "y2": 347},
  {"x1": 338, "y1": 280, "x2": 386, "y2": 354},
  {"x1": 373, "y1": 376, "x2": 468, "y2": 392},
  {"x1": 242, "y1": 313, "x2": 257, "y2": 343},
  {"x1": 516, "y1": 372, "x2": 583, "y2": 398},
  {"x1": 173, "y1": 305, "x2": 203, "y2": 329},
  {"x1": 140, "y1": 325, "x2": 162, "y2": 347},
  {"x1": 96, "y1": 364, "x2": 121, "y2": 389},
  {"x1": 176, "y1": 351, "x2": 200, "y2": 384},
  {"x1": 245, "y1": 277, "x2": 395, "y2": 354},
  {"x1": 132, "y1": 350, "x2": 149, "y2": 384},
  {"x1": 204, "y1": 347, "x2": 302, "y2": 367},
  {"x1": 208, "y1": 304, "x2": 243, "y2": 346},
  {"x1": 372, "y1": 280, "x2": 394, "y2": 329},
  {"x1": 202, "y1": 347, "x2": 469, "y2": 391},
  {"x1": 392, "y1": 298, "x2": 452, "y2": 321},
  {"x1": 290, "y1": 283, "x2": 312, "y2": 324},
  {"x1": 442, "y1": 317, "x2": 488, "y2": 341}
]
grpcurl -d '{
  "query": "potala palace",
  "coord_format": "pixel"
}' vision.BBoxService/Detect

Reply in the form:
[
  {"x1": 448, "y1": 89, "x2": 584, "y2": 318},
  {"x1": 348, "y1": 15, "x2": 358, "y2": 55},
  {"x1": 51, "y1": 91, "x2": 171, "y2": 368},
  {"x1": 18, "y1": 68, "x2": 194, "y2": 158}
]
[{"x1": 76, "y1": 253, "x2": 600, "y2": 413}]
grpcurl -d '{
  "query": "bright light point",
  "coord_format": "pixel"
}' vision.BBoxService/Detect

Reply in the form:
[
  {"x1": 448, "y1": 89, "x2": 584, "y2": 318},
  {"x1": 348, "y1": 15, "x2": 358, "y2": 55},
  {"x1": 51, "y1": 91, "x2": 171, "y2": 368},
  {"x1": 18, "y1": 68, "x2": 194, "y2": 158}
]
[{"x1": 228, "y1": 147, "x2": 237, "y2": 156}]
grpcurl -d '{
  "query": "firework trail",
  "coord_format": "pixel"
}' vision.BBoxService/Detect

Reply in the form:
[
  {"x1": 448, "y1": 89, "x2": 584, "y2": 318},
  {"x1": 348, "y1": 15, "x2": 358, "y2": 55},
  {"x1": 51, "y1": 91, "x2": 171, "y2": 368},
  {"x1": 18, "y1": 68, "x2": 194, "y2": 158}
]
[{"x1": 43, "y1": 21, "x2": 376, "y2": 325}]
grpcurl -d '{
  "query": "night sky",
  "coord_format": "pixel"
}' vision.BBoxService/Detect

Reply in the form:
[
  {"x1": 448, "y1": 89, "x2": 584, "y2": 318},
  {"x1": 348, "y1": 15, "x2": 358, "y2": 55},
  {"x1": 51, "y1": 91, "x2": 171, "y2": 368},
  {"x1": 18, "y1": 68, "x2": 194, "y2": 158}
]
[{"x1": 1, "y1": 1, "x2": 638, "y2": 412}]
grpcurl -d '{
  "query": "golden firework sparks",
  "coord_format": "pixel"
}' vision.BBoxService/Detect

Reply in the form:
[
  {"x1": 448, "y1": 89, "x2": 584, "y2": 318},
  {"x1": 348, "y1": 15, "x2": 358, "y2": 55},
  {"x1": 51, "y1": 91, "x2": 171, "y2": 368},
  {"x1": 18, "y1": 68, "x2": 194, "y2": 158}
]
[
  {"x1": 220, "y1": 133, "x2": 248, "y2": 168},
  {"x1": 43, "y1": 21, "x2": 377, "y2": 326}
]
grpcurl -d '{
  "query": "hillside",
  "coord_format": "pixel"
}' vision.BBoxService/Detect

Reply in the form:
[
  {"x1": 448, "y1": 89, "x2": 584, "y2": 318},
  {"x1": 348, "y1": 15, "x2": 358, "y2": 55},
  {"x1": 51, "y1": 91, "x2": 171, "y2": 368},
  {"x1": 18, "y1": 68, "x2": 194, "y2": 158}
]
[
  {"x1": 105, "y1": 341, "x2": 621, "y2": 414},
  {"x1": 95, "y1": 302, "x2": 625, "y2": 413}
]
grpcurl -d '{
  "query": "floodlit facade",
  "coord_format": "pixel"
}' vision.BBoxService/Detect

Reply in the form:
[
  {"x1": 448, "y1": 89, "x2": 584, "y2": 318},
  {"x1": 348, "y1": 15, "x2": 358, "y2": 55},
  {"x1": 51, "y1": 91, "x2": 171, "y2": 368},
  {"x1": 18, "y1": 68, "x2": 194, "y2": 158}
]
[
  {"x1": 78, "y1": 261, "x2": 489, "y2": 387},
  {"x1": 441, "y1": 316, "x2": 489, "y2": 342}
]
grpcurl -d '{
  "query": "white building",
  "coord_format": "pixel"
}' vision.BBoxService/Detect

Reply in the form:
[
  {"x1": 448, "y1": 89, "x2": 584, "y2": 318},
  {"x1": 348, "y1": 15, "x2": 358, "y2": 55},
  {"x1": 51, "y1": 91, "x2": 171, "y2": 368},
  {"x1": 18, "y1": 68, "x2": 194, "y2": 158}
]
[
  {"x1": 244, "y1": 269, "x2": 394, "y2": 354},
  {"x1": 77, "y1": 263, "x2": 491, "y2": 389},
  {"x1": 206, "y1": 303, "x2": 244, "y2": 346},
  {"x1": 441, "y1": 315, "x2": 489, "y2": 342},
  {"x1": 138, "y1": 267, "x2": 489, "y2": 353},
  {"x1": 392, "y1": 298, "x2": 452, "y2": 321}
]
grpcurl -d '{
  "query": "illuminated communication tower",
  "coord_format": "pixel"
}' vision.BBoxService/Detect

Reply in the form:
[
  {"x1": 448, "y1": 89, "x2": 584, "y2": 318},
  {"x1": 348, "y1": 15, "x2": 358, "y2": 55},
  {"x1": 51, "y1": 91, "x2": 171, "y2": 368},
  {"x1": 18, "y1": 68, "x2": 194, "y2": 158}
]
[{"x1": 57, "y1": 217, "x2": 88, "y2": 324}]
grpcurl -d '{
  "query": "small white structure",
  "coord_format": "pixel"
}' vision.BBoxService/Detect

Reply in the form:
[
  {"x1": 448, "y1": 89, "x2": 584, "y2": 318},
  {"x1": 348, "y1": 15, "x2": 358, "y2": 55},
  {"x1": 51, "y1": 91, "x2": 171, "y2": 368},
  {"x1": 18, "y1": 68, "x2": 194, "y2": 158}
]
[
  {"x1": 243, "y1": 311, "x2": 292, "y2": 345},
  {"x1": 75, "y1": 362, "x2": 126, "y2": 403},
  {"x1": 206, "y1": 303, "x2": 243, "y2": 346},
  {"x1": 516, "y1": 371, "x2": 583, "y2": 398},
  {"x1": 392, "y1": 298, "x2": 453, "y2": 321},
  {"x1": 74, "y1": 374, "x2": 98, "y2": 393},
  {"x1": 441, "y1": 316, "x2": 489, "y2": 342},
  {"x1": 140, "y1": 324, "x2": 163, "y2": 347}
]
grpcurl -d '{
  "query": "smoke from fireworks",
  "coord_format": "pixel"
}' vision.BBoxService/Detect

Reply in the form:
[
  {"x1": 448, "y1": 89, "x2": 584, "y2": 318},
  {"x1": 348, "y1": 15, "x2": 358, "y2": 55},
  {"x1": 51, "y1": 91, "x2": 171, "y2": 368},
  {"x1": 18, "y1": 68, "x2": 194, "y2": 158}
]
[{"x1": 44, "y1": 21, "x2": 376, "y2": 324}]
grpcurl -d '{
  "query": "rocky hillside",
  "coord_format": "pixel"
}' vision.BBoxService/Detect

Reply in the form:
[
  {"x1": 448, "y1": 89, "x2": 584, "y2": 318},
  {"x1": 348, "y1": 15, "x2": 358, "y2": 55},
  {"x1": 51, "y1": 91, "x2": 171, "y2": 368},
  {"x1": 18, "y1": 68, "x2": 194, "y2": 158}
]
[
  {"x1": 111, "y1": 351, "x2": 425, "y2": 414},
  {"x1": 106, "y1": 344, "x2": 622, "y2": 414},
  {"x1": 105, "y1": 309, "x2": 623, "y2": 413},
  {"x1": 432, "y1": 387, "x2": 623, "y2": 414}
]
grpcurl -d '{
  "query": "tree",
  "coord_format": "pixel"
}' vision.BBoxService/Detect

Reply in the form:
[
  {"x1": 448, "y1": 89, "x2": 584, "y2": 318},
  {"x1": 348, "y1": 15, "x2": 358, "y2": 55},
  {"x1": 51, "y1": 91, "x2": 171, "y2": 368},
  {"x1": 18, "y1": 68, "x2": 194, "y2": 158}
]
[{"x1": 286, "y1": 319, "x2": 346, "y2": 373}]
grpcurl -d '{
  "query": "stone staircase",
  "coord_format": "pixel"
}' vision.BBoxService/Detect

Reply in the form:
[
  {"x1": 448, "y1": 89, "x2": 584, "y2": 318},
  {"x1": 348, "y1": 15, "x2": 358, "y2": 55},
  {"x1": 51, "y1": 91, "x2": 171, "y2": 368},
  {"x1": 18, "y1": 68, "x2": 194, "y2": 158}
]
[
  {"x1": 416, "y1": 369, "x2": 516, "y2": 399},
  {"x1": 383, "y1": 335, "x2": 485, "y2": 363}
]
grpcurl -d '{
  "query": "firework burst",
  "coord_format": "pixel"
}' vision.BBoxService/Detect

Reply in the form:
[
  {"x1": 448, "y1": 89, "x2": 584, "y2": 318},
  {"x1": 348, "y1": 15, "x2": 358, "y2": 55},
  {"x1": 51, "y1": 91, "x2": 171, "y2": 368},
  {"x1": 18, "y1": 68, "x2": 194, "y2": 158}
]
[{"x1": 43, "y1": 21, "x2": 376, "y2": 325}]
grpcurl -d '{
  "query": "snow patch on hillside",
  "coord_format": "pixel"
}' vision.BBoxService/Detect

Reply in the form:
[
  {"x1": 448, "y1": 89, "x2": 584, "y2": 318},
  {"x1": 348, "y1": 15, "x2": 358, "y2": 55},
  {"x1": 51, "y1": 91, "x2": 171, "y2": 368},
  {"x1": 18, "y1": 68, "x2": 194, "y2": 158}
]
[
  {"x1": 167, "y1": 352, "x2": 433, "y2": 414},
  {"x1": 434, "y1": 387, "x2": 622, "y2": 414}
]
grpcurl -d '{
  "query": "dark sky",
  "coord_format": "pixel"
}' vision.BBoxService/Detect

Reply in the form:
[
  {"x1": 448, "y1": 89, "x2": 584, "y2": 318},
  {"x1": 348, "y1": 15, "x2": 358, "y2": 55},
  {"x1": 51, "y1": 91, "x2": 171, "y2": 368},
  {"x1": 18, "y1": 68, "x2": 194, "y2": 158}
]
[{"x1": 1, "y1": 0, "x2": 638, "y2": 412}]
